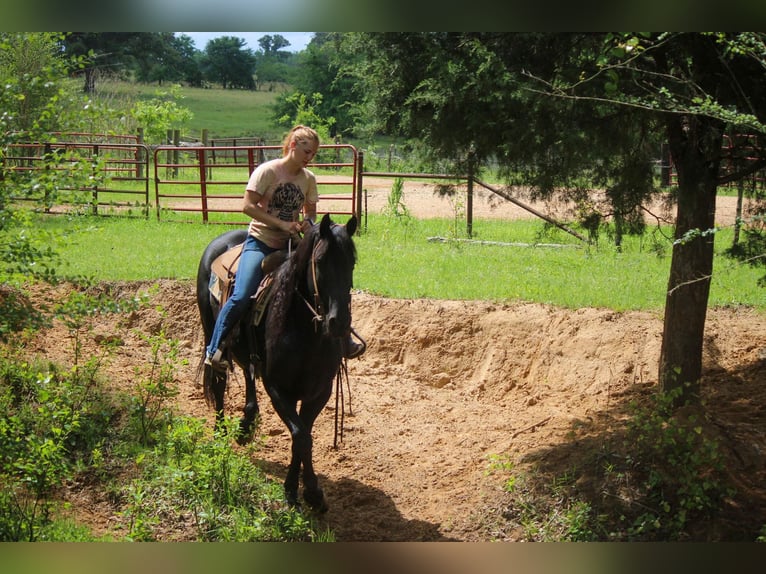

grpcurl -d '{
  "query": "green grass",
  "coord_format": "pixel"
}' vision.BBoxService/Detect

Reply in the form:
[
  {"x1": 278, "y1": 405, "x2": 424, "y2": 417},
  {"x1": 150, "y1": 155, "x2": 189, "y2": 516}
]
[
  {"x1": 39, "y1": 213, "x2": 766, "y2": 312},
  {"x1": 99, "y1": 81, "x2": 287, "y2": 141}
]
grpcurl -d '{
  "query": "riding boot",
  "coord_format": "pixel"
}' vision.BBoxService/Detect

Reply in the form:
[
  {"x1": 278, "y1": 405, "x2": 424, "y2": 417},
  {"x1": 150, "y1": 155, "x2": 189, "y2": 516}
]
[
  {"x1": 343, "y1": 333, "x2": 365, "y2": 359},
  {"x1": 205, "y1": 348, "x2": 229, "y2": 372}
]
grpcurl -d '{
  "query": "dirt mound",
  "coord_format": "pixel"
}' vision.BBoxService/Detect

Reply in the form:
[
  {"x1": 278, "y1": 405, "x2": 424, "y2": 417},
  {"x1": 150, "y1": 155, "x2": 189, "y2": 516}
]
[{"x1": 20, "y1": 280, "x2": 766, "y2": 540}]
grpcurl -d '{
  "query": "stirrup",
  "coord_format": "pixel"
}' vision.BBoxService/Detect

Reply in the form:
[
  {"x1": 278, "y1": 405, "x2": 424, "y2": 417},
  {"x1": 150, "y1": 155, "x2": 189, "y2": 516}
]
[
  {"x1": 206, "y1": 349, "x2": 229, "y2": 372},
  {"x1": 344, "y1": 329, "x2": 366, "y2": 359}
]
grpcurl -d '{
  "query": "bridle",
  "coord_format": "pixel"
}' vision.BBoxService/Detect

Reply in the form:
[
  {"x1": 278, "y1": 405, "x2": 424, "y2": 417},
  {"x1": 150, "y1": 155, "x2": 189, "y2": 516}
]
[
  {"x1": 292, "y1": 221, "x2": 363, "y2": 448},
  {"x1": 297, "y1": 237, "x2": 327, "y2": 331}
]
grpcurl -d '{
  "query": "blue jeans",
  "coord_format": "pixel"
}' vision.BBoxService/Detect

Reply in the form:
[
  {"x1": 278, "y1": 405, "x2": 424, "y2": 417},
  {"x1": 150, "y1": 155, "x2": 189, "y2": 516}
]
[{"x1": 206, "y1": 235, "x2": 278, "y2": 359}]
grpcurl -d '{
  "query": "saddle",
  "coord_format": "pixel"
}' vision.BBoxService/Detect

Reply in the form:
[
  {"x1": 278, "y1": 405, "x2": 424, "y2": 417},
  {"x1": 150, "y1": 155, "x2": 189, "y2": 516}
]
[{"x1": 208, "y1": 243, "x2": 289, "y2": 326}]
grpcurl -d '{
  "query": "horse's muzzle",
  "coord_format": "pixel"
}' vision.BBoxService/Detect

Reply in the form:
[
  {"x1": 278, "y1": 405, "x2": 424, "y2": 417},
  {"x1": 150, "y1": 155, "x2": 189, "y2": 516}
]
[{"x1": 325, "y1": 305, "x2": 351, "y2": 338}]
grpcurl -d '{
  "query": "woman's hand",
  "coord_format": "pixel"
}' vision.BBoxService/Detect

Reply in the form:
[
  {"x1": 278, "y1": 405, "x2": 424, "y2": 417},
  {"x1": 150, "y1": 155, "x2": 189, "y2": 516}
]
[
  {"x1": 299, "y1": 218, "x2": 314, "y2": 234},
  {"x1": 283, "y1": 220, "x2": 303, "y2": 235}
]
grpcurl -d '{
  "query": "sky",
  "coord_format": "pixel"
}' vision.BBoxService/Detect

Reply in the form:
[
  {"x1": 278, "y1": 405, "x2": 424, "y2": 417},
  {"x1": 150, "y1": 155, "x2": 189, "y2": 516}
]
[{"x1": 179, "y1": 32, "x2": 315, "y2": 53}]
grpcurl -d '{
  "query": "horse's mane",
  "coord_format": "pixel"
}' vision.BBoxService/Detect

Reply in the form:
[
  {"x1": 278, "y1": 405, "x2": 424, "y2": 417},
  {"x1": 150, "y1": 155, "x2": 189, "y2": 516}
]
[
  {"x1": 266, "y1": 226, "x2": 315, "y2": 339},
  {"x1": 265, "y1": 218, "x2": 356, "y2": 342}
]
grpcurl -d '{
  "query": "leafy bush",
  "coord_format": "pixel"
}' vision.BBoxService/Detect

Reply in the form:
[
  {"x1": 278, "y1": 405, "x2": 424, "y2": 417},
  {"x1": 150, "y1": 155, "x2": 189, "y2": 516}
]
[
  {"x1": 0, "y1": 351, "x2": 117, "y2": 541},
  {"x1": 122, "y1": 416, "x2": 324, "y2": 542},
  {"x1": 487, "y1": 387, "x2": 734, "y2": 542},
  {"x1": 621, "y1": 388, "x2": 731, "y2": 539}
]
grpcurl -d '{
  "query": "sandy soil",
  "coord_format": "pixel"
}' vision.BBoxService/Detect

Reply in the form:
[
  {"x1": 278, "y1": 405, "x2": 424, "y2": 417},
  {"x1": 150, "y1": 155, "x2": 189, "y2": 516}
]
[{"x1": 22, "y1": 185, "x2": 766, "y2": 541}]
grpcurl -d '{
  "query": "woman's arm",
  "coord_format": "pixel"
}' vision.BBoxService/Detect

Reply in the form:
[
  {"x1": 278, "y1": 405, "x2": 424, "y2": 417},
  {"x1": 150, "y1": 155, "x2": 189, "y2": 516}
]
[{"x1": 243, "y1": 189, "x2": 302, "y2": 235}]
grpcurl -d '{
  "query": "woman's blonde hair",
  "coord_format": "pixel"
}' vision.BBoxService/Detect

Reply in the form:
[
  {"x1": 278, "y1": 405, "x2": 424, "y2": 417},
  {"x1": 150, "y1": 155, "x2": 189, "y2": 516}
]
[{"x1": 282, "y1": 125, "x2": 320, "y2": 156}]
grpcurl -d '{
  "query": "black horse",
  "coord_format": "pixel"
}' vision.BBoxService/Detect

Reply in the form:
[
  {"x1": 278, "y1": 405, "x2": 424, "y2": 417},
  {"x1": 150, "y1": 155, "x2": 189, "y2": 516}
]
[{"x1": 196, "y1": 213, "x2": 358, "y2": 511}]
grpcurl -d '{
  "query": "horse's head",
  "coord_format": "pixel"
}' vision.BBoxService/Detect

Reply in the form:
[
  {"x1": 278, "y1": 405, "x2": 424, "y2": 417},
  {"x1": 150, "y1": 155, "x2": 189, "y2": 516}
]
[{"x1": 307, "y1": 213, "x2": 358, "y2": 338}]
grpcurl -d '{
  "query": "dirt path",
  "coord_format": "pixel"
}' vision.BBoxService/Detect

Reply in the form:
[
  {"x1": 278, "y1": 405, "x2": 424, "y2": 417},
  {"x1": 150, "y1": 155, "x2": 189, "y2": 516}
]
[
  {"x1": 26, "y1": 278, "x2": 766, "y2": 541},
  {"x1": 22, "y1": 188, "x2": 766, "y2": 541},
  {"x1": 193, "y1": 177, "x2": 752, "y2": 228}
]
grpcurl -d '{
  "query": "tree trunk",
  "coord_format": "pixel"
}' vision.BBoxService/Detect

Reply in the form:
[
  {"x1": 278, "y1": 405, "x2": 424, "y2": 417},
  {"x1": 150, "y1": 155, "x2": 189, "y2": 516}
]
[{"x1": 659, "y1": 115, "x2": 724, "y2": 407}]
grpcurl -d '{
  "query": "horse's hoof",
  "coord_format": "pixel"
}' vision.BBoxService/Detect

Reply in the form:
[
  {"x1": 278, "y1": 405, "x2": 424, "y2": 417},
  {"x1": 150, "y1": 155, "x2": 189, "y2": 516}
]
[
  {"x1": 285, "y1": 489, "x2": 300, "y2": 509},
  {"x1": 236, "y1": 416, "x2": 257, "y2": 445},
  {"x1": 303, "y1": 488, "x2": 328, "y2": 513}
]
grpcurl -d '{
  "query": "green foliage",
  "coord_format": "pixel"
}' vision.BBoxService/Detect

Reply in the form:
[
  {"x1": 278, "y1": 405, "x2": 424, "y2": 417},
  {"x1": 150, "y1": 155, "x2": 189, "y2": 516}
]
[
  {"x1": 126, "y1": 326, "x2": 182, "y2": 446},
  {"x1": 0, "y1": 292, "x2": 330, "y2": 542},
  {"x1": 487, "y1": 388, "x2": 734, "y2": 541},
  {"x1": 0, "y1": 33, "x2": 133, "y2": 317},
  {"x1": 484, "y1": 455, "x2": 602, "y2": 541},
  {"x1": 130, "y1": 85, "x2": 193, "y2": 145},
  {"x1": 122, "y1": 416, "x2": 322, "y2": 541},
  {"x1": 275, "y1": 91, "x2": 336, "y2": 143},
  {"x1": 200, "y1": 36, "x2": 256, "y2": 90},
  {"x1": 621, "y1": 389, "x2": 731, "y2": 539},
  {"x1": 383, "y1": 177, "x2": 410, "y2": 219},
  {"x1": 0, "y1": 33, "x2": 77, "y2": 133},
  {"x1": 0, "y1": 351, "x2": 117, "y2": 541}
]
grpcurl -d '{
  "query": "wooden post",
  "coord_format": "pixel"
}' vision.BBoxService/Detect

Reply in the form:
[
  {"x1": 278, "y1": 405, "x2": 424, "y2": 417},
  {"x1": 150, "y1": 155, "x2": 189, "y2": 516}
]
[
  {"x1": 199, "y1": 147, "x2": 209, "y2": 224},
  {"x1": 202, "y1": 129, "x2": 211, "y2": 180},
  {"x1": 136, "y1": 127, "x2": 144, "y2": 179},
  {"x1": 172, "y1": 129, "x2": 180, "y2": 179},
  {"x1": 91, "y1": 144, "x2": 99, "y2": 215},
  {"x1": 467, "y1": 164, "x2": 474, "y2": 238},
  {"x1": 356, "y1": 150, "x2": 364, "y2": 221},
  {"x1": 165, "y1": 129, "x2": 173, "y2": 179}
]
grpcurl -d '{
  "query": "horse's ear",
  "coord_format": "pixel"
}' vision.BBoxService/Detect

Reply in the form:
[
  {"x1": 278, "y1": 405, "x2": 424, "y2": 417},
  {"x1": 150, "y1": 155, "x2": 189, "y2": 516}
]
[
  {"x1": 319, "y1": 213, "x2": 333, "y2": 238},
  {"x1": 346, "y1": 215, "x2": 358, "y2": 237}
]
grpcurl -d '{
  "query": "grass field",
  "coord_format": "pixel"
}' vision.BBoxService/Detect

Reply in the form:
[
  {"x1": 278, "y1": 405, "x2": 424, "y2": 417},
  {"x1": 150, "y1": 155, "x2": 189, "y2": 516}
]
[
  {"x1": 28, "y1": 80, "x2": 764, "y2": 312},
  {"x1": 100, "y1": 80, "x2": 289, "y2": 141},
  {"x1": 38, "y1": 212, "x2": 766, "y2": 312}
]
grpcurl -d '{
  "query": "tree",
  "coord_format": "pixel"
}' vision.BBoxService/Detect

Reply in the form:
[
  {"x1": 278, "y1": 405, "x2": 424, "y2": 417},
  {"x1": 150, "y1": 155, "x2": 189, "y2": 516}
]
[
  {"x1": 254, "y1": 34, "x2": 301, "y2": 88},
  {"x1": 62, "y1": 33, "x2": 169, "y2": 93},
  {"x1": 258, "y1": 34, "x2": 290, "y2": 56},
  {"x1": 136, "y1": 33, "x2": 201, "y2": 86},
  {"x1": 200, "y1": 36, "x2": 256, "y2": 89},
  {"x1": 0, "y1": 33, "x2": 96, "y2": 295},
  {"x1": 0, "y1": 32, "x2": 74, "y2": 133},
  {"x1": 540, "y1": 33, "x2": 766, "y2": 405},
  {"x1": 277, "y1": 33, "x2": 358, "y2": 136},
  {"x1": 340, "y1": 32, "x2": 766, "y2": 407}
]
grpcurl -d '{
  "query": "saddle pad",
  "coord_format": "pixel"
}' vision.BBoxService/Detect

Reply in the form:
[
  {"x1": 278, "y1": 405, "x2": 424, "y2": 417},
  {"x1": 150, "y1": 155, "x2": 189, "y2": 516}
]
[
  {"x1": 209, "y1": 242, "x2": 244, "y2": 306},
  {"x1": 208, "y1": 242, "x2": 289, "y2": 312},
  {"x1": 211, "y1": 242, "x2": 244, "y2": 282}
]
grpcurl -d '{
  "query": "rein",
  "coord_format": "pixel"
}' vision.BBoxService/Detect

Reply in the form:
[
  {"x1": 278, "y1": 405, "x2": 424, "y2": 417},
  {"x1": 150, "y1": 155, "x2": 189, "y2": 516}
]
[
  {"x1": 293, "y1": 231, "x2": 356, "y2": 449},
  {"x1": 296, "y1": 238, "x2": 325, "y2": 329}
]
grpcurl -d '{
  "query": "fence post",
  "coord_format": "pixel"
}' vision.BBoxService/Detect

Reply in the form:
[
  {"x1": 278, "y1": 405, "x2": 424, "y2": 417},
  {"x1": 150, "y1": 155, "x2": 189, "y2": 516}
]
[
  {"x1": 467, "y1": 161, "x2": 474, "y2": 238},
  {"x1": 660, "y1": 143, "x2": 671, "y2": 187},
  {"x1": 199, "y1": 147, "x2": 209, "y2": 223},
  {"x1": 136, "y1": 127, "x2": 144, "y2": 179},
  {"x1": 91, "y1": 143, "x2": 99, "y2": 215},
  {"x1": 43, "y1": 143, "x2": 52, "y2": 211},
  {"x1": 173, "y1": 129, "x2": 180, "y2": 179},
  {"x1": 356, "y1": 150, "x2": 364, "y2": 220},
  {"x1": 202, "y1": 129, "x2": 211, "y2": 180}
]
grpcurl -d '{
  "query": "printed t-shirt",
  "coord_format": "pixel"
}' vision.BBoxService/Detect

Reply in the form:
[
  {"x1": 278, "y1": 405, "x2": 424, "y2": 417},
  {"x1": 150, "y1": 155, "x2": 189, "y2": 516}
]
[{"x1": 246, "y1": 160, "x2": 318, "y2": 249}]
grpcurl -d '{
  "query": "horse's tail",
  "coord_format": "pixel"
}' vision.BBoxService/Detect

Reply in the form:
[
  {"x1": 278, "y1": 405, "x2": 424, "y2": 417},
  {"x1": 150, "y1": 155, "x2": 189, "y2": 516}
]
[{"x1": 199, "y1": 359, "x2": 227, "y2": 410}]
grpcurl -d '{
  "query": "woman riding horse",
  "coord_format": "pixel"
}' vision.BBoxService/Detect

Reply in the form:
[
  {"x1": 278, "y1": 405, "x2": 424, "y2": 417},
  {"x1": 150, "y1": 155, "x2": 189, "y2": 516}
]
[{"x1": 205, "y1": 124, "x2": 363, "y2": 372}]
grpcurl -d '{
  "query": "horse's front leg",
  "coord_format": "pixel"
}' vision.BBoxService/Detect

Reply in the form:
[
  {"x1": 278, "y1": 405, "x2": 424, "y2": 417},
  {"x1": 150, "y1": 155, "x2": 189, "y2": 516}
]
[
  {"x1": 264, "y1": 382, "x2": 313, "y2": 509},
  {"x1": 297, "y1": 396, "x2": 331, "y2": 513}
]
